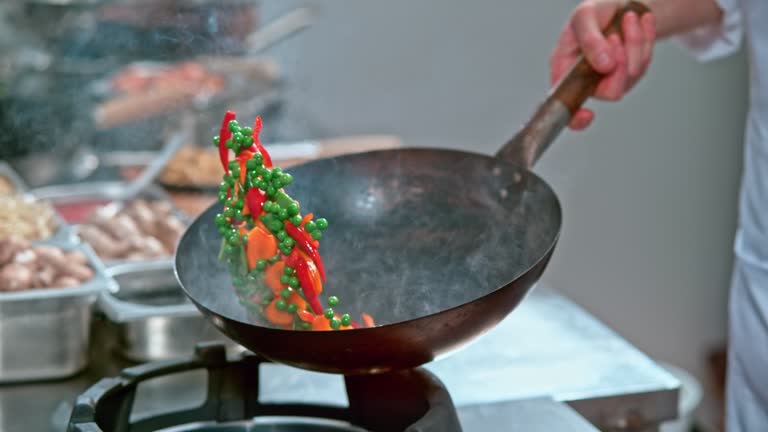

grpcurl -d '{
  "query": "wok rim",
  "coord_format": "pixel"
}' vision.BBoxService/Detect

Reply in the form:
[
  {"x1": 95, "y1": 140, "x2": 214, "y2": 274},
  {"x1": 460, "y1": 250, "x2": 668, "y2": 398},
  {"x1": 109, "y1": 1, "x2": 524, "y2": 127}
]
[{"x1": 174, "y1": 147, "x2": 562, "y2": 335}]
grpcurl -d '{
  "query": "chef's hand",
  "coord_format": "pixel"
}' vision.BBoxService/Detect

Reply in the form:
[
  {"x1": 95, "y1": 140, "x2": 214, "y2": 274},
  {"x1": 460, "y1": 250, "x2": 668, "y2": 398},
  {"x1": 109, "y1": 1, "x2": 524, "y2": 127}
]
[{"x1": 550, "y1": 0, "x2": 656, "y2": 130}]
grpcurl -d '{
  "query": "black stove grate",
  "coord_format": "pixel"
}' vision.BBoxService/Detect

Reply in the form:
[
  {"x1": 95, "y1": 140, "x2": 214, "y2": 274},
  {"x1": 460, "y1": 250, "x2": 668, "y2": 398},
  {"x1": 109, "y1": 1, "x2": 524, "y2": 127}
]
[{"x1": 67, "y1": 342, "x2": 462, "y2": 432}]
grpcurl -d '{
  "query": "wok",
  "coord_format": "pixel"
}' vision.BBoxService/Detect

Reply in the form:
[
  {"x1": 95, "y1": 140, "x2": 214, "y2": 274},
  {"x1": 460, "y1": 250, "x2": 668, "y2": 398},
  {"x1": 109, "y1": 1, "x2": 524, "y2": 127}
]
[{"x1": 175, "y1": 2, "x2": 648, "y2": 375}]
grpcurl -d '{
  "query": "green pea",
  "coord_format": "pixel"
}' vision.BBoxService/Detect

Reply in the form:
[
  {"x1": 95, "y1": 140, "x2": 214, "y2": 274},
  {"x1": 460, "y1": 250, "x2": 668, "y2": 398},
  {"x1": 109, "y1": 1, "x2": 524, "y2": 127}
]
[
  {"x1": 224, "y1": 138, "x2": 233, "y2": 149},
  {"x1": 214, "y1": 136, "x2": 220, "y2": 146},
  {"x1": 290, "y1": 215, "x2": 303, "y2": 226},
  {"x1": 217, "y1": 192, "x2": 228, "y2": 203},
  {"x1": 281, "y1": 173, "x2": 293, "y2": 186},
  {"x1": 270, "y1": 220, "x2": 283, "y2": 232},
  {"x1": 273, "y1": 231, "x2": 285, "y2": 242},
  {"x1": 280, "y1": 275, "x2": 290, "y2": 284},
  {"x1": 243, "y1": 136, "x2": 254, "y2": 147},
  {"x1": 287, "y1": 304, "x2": 298, "y2": 313},
  {"x1": 281, "y1": 288, "x2": 292, "y2": 299},
  {"x1": 283, "y1": 238, "x2": 295, "y2": 248},
  {"x1": 232, "y1": 131, "x2": 244, "y2": 144},
  {"x1": 218, "y1": 225, "x2": 230, "y2": 236},
  {"x1": 233, "y1": 277, "x2": 244, "y2": 287},
  {"x1": 233, "y1": 209, "x2": 243, "y2": 221},
  {"x1": 324, "y1": 308, "x2": 335, "y2": 319},
  {"x1": 255, "y1": 180, "x2": 267, "y2": 190},
  {"x1": 286, "y1": 203, "x2": 300, "y2": 217},
  {"x1": 215, "y1": 213, "x2": 226, "y2": 226},
  {"x1": 226, "y1": 175, "x2": 236, "y2": 186},
  {"x1": 228, "y1": 161, "x2": 239, "y2": 171},
  {"x1": 221, "y1": 207, "x2": 233, "y2": 218},
  {"x1": 266, "y1": 186, "x2": 277, "y2": 196},
  {"x1": 242, "y1": 234, "x2": 248, "y2": 243},
  {"x1": 288, "y1": 277, "x2": 299, "y2": 288},
  {"x1": 328, "y1": 296, "x2": 339, "y2": 306},
  {"x1": 341, "y1": 314, "x2": 351, "y2": 327},
  {"x1": 283, "y1": 266, "x2": 294, "y2": 276},
  {"x1": 330, "y1": 318, "x2": 341, "y2": 330},
  {"x1": 300, "y1": 321, "x2": 312, "y2": 330},
  {"x1": 311, "y1": 231, "x2": 323, "y2": 240},
  {"x1": 281, "y1": 245, "x2": 293, "y2": 256},
  {"x1": 305, "y1": 221, "x2": 316, "y2": 233},
  {"x1": 252, "y1": 153, "x2": 264, "y2": 164},
  {"x1": 316, "y1": 218, "x2": 328, "y2": 230},
  {"x1": 261, "y1": 169, "x2": 272, "y2": 180},
  {"x1": 224, "y1": 244, "x2": 236, "y2": 256},
  {"x1": 241, "y1": 126, "x2": 252, "y2": 135},
  {"x1": 269, "y1": 254, "x2": 281, "y2": 263},
  {"x1": 256, "y1": 259, "x2": 267, "y2": 271},
  {"x1": 246, "y1": 158, "x2": 259, "y2": 170},
  {"x1": 228, "y1": 120, "x2": 239, "y2": 132},
  {"x1": 275, "y1": 299, "x2": 287, "y2": 311},
  {"x1": 234, "y1": 199, "x2": 244, "y2": 210},
  {"x1": 272, "y1": 167, "x2": 283, "y2": 176},
  {"x1": 218, "y1": 181, "x2": 228, "y2": 192},
  {"x1": 278, "y1": 209, "x2": 289, "y2": 220}
]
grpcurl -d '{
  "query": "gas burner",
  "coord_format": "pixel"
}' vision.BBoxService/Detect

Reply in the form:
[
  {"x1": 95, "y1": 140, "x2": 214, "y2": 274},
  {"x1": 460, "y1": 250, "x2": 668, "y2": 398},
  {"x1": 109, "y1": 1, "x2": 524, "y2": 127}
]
[{"x1": 67, "y1": 342, "x2": 462, "y2": 432}]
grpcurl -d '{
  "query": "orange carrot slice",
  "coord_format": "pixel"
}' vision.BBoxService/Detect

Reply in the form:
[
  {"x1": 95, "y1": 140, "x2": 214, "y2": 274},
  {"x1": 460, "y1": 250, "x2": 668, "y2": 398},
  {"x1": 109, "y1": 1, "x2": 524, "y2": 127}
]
[
  {"x1": 264, "y1": 298, "x2": 293, "y2": 327},
  {"x1": 246, "y1": 226, "x2": 277, "y2": 270},
  {"x1": 361, "y1": 313, "x2": 375, "y2": 328},
  {"x1": 264, "y1": 261, "x2": 286, "y2": 294}
]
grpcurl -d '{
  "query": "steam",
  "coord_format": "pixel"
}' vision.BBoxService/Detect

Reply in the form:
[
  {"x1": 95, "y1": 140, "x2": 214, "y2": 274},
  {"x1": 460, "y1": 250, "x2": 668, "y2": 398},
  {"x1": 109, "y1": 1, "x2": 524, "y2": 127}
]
[{"x1": 178, "y1": 150, "x2": 559, "y2": 330}]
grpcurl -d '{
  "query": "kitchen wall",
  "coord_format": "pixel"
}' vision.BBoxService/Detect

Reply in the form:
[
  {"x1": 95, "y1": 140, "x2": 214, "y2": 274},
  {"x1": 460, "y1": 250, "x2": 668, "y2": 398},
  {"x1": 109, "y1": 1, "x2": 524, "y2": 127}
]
[{"x1": 261, "y1": 0, "x2": 748, "y2": 426}]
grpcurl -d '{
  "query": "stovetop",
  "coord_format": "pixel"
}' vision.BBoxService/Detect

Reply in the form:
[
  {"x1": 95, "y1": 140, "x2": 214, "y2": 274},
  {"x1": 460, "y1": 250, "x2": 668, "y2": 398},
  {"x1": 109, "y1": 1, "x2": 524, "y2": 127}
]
[{"x1": 0, "y1": 284, "x2": 680, "y2": 431}]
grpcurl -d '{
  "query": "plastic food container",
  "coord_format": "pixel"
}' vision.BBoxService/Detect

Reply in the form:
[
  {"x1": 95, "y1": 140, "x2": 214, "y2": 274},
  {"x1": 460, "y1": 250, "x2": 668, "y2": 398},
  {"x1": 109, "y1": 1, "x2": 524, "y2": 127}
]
[
  {"x1": 99, "y1": 259, "x2": 240, "y2": 362},
  {"x1": 0, "y1": 239, "x2": 115, "y2": 383}
]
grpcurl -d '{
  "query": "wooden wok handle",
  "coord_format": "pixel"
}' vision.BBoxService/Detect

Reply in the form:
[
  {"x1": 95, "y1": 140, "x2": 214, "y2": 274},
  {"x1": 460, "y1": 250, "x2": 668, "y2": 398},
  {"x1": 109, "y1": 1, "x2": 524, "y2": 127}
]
[
  {"x1": 496, "y1": 1, "x2": 651, "y2": 168},
  {"x1": 553, "y1": 1, "x2": 650, "y2": 113}
]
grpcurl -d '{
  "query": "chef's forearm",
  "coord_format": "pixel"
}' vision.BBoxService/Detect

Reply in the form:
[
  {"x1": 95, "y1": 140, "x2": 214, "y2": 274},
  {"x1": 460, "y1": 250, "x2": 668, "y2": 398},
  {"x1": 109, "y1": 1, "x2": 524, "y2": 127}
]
[{"x1": 644, "y1": 0, "x2": 724, "y2": 39}]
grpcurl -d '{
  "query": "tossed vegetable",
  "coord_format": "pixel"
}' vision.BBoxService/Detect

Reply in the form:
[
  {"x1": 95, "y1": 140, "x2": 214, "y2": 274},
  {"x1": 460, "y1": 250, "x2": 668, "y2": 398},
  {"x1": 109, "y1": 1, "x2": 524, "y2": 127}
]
[{"x1": 214, "y1": 111, "x2": 373, "y2": 331}]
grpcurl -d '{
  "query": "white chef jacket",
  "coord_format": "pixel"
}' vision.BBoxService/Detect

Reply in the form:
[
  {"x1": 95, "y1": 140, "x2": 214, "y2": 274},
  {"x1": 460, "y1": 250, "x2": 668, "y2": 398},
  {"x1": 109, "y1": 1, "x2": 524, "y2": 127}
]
[{"x1": 676, "y1": 0, "x2": 768, "y2": 430}]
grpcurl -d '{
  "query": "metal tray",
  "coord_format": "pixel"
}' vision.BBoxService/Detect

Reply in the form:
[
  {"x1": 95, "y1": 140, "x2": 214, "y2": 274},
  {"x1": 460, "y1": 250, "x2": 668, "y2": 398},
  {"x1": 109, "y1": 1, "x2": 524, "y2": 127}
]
[
  {"x1": 99, "y1": 259, "x2": 240, "y2": 362},
  {"x1": 30, "y1": 181, "x2": 191, "y2": 266},
  {"x1": 0, "y1": 238, "x2": 115, "y2": 383}
]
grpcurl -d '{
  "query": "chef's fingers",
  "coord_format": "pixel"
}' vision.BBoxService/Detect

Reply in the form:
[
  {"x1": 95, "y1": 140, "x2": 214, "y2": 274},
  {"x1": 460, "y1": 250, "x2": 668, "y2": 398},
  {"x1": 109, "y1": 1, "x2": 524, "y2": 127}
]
[
  {"x1": 621, "y1": 12, "x2": 645, "y2": 79},
  {"x1": 550, "y1": 26, "x2": 580, "y2": 86},
  {"x1": 640, "y1": 12, "x2": 656, "y2": 71},
  {"x1": 627, "y1": 13, "x2": 656, "y2": 93},
  {"x1": 569, "y1": 108, "x2": 595, "y2": 130},
  {"x1": 594, "y1": 34, "x2": 628, "y2": 101},
  {"x1": 570, "y1": 2, "x2": 618, "y2": 74}
]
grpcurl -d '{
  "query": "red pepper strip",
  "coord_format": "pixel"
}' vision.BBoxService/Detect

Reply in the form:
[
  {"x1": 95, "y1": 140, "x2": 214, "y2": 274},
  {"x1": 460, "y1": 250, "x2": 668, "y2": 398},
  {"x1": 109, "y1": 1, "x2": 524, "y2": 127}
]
[
  {"x1": 245, "y1": 187, "x2": 266, "y2": 217},
  {"x1": 296, "y1": 309, "x2": 315, "y2": 323},
  {"x1": 285, "y1": 222, "x2": 326, "y2": 282},
  {"x1": 349, "y1": 321, "x2": 361, "y2": 329},
  {"x1": 293, "y1": 257, "x2": 323, "y2": 315},
  {"x1": 218, "y1": 111, "x2": 236, "y2": 171},
  {"x1": 252, "y1": 116, "x2": 273, "y2": 168}
]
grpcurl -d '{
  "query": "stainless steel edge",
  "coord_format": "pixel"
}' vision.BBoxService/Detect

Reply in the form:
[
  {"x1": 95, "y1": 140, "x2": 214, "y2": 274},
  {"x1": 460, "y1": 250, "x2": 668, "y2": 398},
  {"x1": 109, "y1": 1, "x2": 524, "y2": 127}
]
[
  {"x1": 98, "y1": 258, "x2": 239, "y2": 362},
  {"x1": 0, "y1": 238, "x2": 116, "y2": 383}
]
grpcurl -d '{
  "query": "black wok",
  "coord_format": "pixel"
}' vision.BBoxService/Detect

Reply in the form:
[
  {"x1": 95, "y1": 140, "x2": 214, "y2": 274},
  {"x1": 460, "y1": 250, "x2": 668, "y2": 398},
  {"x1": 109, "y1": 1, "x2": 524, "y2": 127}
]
[{"x1": 175, "y1": 3, "x2": 648, "y2": 375}]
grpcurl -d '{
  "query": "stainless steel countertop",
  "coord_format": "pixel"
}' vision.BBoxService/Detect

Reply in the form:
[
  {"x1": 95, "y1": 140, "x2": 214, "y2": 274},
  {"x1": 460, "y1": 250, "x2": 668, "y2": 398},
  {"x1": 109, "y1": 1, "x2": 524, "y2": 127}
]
[{"x1": 0, "y1": 284, "x2": 680, "y2": 431}]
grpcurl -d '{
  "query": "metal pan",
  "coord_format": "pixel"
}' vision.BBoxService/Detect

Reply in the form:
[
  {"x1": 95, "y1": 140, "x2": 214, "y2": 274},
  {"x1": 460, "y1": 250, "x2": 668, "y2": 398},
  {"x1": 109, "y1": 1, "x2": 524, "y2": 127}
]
[{"x1": 175, "y1": 3, "x2": 648, "y2": 375}]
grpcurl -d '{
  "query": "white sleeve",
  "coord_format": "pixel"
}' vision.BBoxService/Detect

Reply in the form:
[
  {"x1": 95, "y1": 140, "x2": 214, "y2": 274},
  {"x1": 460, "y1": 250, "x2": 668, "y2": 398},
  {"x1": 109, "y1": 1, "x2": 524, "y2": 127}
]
[{"x1": 673, "y1": 0, "x2": 744, "y2": 62}]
